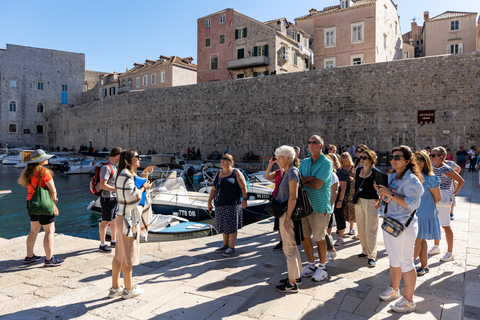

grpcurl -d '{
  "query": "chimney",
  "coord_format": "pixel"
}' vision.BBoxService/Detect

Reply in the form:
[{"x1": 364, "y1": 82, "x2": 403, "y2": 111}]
[
  {"x1": 424, "y1": 11, "x2": 429, "y2": 21},
  {"x1": 309, "y1": 8, "x2": 317, "y2": 15}
]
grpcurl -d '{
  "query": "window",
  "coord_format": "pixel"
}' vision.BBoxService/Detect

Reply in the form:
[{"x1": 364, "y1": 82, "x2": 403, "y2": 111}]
[
  {"x1": 237, "y1": 74, "x2": 245, "y2": 79},
  {"x1": 447, "y1": 43, "x2": 463, "y2": 54},
  {"x1": 293, "y1": 52, "x2": 298, "y2": 66},
  {"x1": 37, "y1": 103, "x2": 44, "y2": 113},
  {"x1": 37, "y1": 125, "x2": 44, "y2": 134},
  {"x1": 219, "y1": 15, "x2": 225, "y2": 24},
  {"x1": 450, "y1": 20, "x2": 459, "y2": 31},
  {"x1": 351, "y1": 22, "x2": 364, "y2": 43},
  {"x1": 161, "y1": 72, "x2": 165, "y2": 83},
  {"x1": 304, "y1": 58, "x2": 309, "y2": 70},
  {"x1": 151, "y1": 74, "x2": 156, "y2": 85},
  {"x1": 304, "y1": 38, "x2": 308, "y2": 47},
  {"x1": 10, "y1": 80, "x2": 16, "y2": 88},
  {"x1": 253, "y1": 45, "x2": 268, "y2": 57},
  {"x1": 351, "y1": 54, "x2": 364, "y2": 65},
  {"x1": 103, "y1": 89, "x2": 107, "y2": 97},
  {"x1": 143, "y1": 75, "x2": 147, "y2": 86},
  {"x1": 282, "y1": 46, "x2": 291, "y2": 60},
  {"x1": 109, "y1": 87, "x2": 115, "y2": 95},
  {"x1": 340, "y1": 0, "x2": 349, "y2": 9},
  {"x1": 61, "y1": 85, "x2": 67, "y2": 104},
  {"x1": 253, "y1": 71, "x2": 267, "y2": 77},
  {"x1": 211, "y1": 56, "x2": 218, "y2": 70},
  {"x1": 205, "y1": 38, "x2": 211, "y2": 47},
  {"x1": 121, "y1": 79, "x2": 126, "y2": 86},
  {"x1": 324, "y1": 28, "x2": 336, "y2": 47},
  {"x1": 384, "y1": 34, "x2": 387, "y2": 50},
  {"x1": 38, "y1": 82, "x2": 44, "y2": 90},
  {"x1": 384, "y1": 7, "x2": 387, "y2": 20},
  {"x1": 9, "y1": 101, "x2": 16, "y2": 112},
  {"x1": 324, "y1": 58, "x2": 336, "y2": 68},
  {"x1": 136, "y1": 77, "x2": 140, "y2": 88},
  {"x1": 235, "y1": 27, "x2": 247, "y2": 39},
  {"x1": 62, "y1": 85, "x2": 67, "y2": 92},
  {"x1": 219, "y1": 34, "x2": 225, "y2": 45},
  {"x1": 9, "y1": 124, "x2": 17, "y2": 133},
  {"x1": 237, "y1": 48, "x2": 244, "y2": 59},
  {"x1": 205, "y1": 19, "x2": 210, "y2": 28},
  {"x1": 405, "y1": 52, "x2": 409, "y2": 58},
  {"x1": 127, "y1": 78, "x2": 132, "y2": 86},
  {"x1": 395, "y1": 22, "x2": 398, "y2": 35}
]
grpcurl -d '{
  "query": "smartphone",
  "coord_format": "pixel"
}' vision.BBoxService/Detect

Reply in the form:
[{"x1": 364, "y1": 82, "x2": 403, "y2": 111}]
[
  {"x1": 272, "y1": 153, "x2": 277, "y2": 161},
  {"x1": 374, "y1": 171, "x2": 389, "y2": 187}
]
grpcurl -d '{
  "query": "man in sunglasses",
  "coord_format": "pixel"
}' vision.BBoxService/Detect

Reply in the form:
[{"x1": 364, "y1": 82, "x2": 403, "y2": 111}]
[{"x1": 298, "y1": 135, "x2": 333, "y2": 282}]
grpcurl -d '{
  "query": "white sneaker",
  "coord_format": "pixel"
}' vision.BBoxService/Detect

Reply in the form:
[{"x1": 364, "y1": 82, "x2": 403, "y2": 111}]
[
  {"x1": 379, "y1": 286, "x2": 400, "y2": 301},
  {"x1": 326, "y1": 251, "x2": 337, "y2": 261},
  {"x1": 390, "y1": 296, "x2": 416, "y2": 313},
  {"x1": 428, "y1": 246, "x2": 440, "y2": 255},
  {"x1": 300, "y1": 265, "x2": 317, "y2": 277},
  {"x1": 121, "y1": 285, "x2": 144, "y2": 300},
  {"x1": 108, "y1": 286, "x2": 123, "y2": 299},
  {"x1": 312, "y1": 267, "x2": 328, "y2": 281},
  {"x1": 440, "y1": 252, "x2": 454, "y2": 262}
]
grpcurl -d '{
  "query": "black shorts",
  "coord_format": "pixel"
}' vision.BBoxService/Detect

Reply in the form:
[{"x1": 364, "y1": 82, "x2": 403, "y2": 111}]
[
  {"x1": 27, "y1": 202, "x2": 55, "y2": 225},
  {"x1": 100, "y1": 197, "x2": 117, "y2": 222}
]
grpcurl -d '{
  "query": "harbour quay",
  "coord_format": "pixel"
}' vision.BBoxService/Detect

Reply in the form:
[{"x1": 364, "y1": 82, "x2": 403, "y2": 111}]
[{"x1": 0, "y1": 172, "x2": 479, "y2": 319}]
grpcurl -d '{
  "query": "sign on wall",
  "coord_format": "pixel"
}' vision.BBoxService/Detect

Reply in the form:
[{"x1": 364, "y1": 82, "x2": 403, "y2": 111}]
[{"x1": 418, "y1": 110, "x2": 435, "y2": 124}]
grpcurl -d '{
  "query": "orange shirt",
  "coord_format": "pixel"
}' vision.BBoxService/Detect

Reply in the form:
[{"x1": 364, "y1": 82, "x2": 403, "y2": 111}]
[{"x1": 27, "y1": 169, "x2": 53, "y2": 201}]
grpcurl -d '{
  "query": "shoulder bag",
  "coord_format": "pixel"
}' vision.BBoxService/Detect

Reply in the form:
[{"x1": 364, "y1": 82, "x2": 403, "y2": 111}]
[
  {"x1": 291, "y1": 180, "x2": 314, "y2": 221},
  {"x1": 28, "y1": 176, "x2": 54, "y2": 216},
  {"x1": 381, "y1": 209, "x2": 416, "y2": 237}
]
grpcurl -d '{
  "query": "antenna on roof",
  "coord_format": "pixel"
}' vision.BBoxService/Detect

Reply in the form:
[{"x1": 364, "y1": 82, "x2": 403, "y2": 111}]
[{"x1": 411, "y1": 16, "x2": 417, "y2": 22}]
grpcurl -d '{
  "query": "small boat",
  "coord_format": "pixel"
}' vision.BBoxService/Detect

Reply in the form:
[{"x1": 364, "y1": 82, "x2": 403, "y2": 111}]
[
  {"x1": 99, "y1": 215, "x2": 215, "y2": 242},
  {"x1": 65, "y1": 159, "x2": 103, "y2": 174},
  {"x1": 0, "y1": 190, "x2": 12, "y2": 199}
]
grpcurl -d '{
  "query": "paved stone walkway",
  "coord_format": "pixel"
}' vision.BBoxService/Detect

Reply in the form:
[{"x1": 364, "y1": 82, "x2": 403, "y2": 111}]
[{"x1": 0, "y1": 172, "x2": 479, "y2": 320}]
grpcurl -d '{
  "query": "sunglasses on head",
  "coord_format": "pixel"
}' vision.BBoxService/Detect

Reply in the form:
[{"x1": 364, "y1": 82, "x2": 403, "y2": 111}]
[
  {"x1": 307, "y1": 141, "x2": 319, "y2": 145},
  {"x1": 416, "y1": 157, "x2": 425, "y2": 162},
  {"x1": 359, "y1": 156, "x2": 369, "y2": 160},
  {"x1": 389, "y1": 155, "x2": 404, "y2": 161},
  {"x1": 221, "y1": 157, "x2": 230, "y2": 161}
]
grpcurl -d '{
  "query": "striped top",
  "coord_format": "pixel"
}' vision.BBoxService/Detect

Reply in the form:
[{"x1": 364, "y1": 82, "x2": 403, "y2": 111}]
[
  {"x1": 299, "y1": 154, "x2": 333, "y2": 214},
  {"x1": 433, "y1": 164, "x2": 454, "y2": 191}
]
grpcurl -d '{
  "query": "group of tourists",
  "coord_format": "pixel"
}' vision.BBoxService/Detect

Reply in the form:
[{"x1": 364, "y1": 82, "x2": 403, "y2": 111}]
[{"x1": 18, "y1": 137, "x2": 471, "y2": 311}]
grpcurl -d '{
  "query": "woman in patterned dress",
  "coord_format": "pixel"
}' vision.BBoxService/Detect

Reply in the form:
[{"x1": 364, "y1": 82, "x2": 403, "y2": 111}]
[{"x1": 340, "y1": 152, "x2": 356, "y2": 236}]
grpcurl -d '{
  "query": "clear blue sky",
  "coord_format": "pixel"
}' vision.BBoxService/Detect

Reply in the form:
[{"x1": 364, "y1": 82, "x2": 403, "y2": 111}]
[{"x1": 1, "y1": 0, "x2": 478, "y2": 72}]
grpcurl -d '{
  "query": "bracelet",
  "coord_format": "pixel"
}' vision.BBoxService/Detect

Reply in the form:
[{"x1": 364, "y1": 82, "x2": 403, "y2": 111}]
[{"x1": 242, "y1": 199, "x2": 247, "y2": 201}]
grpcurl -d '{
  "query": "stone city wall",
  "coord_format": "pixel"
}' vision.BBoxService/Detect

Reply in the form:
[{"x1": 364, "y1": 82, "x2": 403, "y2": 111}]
[{"x1": 45, "y1": 52, "x2": 480, "y2": 159}]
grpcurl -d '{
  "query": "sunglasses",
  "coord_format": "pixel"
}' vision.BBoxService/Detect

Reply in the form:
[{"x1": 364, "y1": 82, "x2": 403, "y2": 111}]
[
  {"x1": 416, "y1": 157, "x2": 425, "y2": 162},
  {"x1": 359, "y1": 156, "x2": 369, "y2": 160},
  {"x1": 389, "y1": 155, "x2": 404, "y2": 161},
  {"x1": 429, "y1": 154, "x2": 437, "y2": 158},
  {"x1": 221, "y1": 157, "x2": 230, "y2": 161},
  {"x1": 133, "y1": 155, "x2": 141, "y2": 159},
  {"x1": 307, "y1": 141, "x2": 319, "y2": 145}
]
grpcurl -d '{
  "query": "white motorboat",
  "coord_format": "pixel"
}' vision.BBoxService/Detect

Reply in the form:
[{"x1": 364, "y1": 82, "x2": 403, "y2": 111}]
[
  {"x1": 65, "y1": 159, "x2": 103, "y2": 174},
  {"x1": 0, "y1": 190, "x2": 12, "y2": 199}
]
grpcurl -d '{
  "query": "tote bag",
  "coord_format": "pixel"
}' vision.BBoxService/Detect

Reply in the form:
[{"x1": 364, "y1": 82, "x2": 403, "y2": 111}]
[{"x1": 28, "y1": 176, "x2": 54, "y2": 216}]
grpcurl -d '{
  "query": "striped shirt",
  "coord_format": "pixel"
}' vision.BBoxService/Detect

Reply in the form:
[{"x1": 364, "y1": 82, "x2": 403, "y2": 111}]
[
  {"x1": 433, "y1": 164, "x2": 453, "y2": 190},
  {"x1": 299, "y1": 154, "x2": 333, "y2": 214}
]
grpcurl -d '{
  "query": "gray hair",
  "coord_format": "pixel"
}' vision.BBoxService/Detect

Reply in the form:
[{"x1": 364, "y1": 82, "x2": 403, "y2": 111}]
[
  {"x1": 275, "y1": 145, "x2": 295, "y2": 164},
  {"x1": 310, "y1": 135, "x2": 324, "y2": 146}
]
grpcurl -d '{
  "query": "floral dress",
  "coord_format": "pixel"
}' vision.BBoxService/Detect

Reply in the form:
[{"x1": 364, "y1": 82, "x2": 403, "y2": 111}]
[{"x1": 343, "y1": 166, "x2": 356, "y2": 223}]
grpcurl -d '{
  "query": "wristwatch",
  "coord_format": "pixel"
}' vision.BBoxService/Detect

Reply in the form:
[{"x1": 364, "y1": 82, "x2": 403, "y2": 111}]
[{"x1": 391, "y1": 192, "x2": 395, "y2": 198}]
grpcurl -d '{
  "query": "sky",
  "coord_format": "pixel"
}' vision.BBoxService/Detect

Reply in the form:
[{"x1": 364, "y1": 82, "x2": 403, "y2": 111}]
[{"x1": 0, "y1": 0, "x2": 478, "y2": 72}]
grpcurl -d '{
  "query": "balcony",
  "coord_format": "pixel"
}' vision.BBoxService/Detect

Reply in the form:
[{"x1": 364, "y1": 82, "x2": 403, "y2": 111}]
[
  {"x1": 118, "y1": 85, "x2": 132, "y2": 94},
  {"x1": 227, "y1": 55, "x2": 269, "y2": 70}
]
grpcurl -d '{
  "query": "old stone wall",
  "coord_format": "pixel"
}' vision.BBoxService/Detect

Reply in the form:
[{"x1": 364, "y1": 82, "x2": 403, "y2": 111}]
[{"x1": 45, "y1": 52, "x2": 480, "y2": 159}]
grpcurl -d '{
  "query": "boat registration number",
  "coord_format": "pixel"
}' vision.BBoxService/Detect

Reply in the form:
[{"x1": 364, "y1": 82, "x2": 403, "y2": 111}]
[{"x1": 178, "y1": 209, "x2": 196, "y2": 217}]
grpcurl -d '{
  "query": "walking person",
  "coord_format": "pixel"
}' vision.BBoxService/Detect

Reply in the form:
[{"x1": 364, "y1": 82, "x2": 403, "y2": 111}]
[
  {"x1": 98, "y1": 147, "x2": 123, "y2": 253},
  {"x1": 273, "y1": 146, "x2": 303, "y2": 293},
  {"x1": 354, "y1": 149, "x2": 382, "y2": 267},
  {"x1": 18, "y1": 149, "x2": 64, "y2": 267},
  {"x1": 109, "y1": 149, "x2": 153, "y2": 299},
  {"x1": 428, "y1": 147, "x2": 464, "y2": 262},
  {"x1": 299, "y1": 135, "x2": 333, "y2": 282},
  {"x1": 375, "y1": 145, "x2": 424, "y2": 312},
  {"x1": 413, "y1": 150, "x2": 441, "y2": 276},
  {"x1": 207, "y1": 154, "x2": 248, "y2": 257}
]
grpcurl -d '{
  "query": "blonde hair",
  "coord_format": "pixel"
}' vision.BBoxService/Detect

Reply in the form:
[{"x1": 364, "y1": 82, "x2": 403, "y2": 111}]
[
  {"x1": 415, "y1": 150, "x2": 434, "y2": 176},
  {"x1": 223, "y1": 153, "x2": 234, "y2": 167},
  {"x1": 340, "y1": 152, "x2": 354, "y2": 167},
  {"x1": 326, "y1": 154, "x2": 340, "y2": 173}
]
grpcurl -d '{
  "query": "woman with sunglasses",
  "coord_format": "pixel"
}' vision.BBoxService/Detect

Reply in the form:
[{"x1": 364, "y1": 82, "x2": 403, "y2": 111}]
[
  {"x1": 413, "y1": 150, "x2": 441, "y2": 276},
  {"x1": 207, "y1": 154, "x2": 248, "y2": 257},
  {"x1": 375, "y1": 146, "x2": 423, "y2": 313},
  {"x1": 428, "y1": 147, "x2": 464, "y2": 262},
  {"x1": 111, "y1": 150, "x2": 153, "y2": 299},
  {"x1": 354, "y1": 149, "x2": 382, "y2": 267}
]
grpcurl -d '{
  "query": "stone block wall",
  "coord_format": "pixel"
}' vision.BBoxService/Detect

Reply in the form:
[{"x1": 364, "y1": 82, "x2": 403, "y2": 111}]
[{"x1": 45, "y1": 52, "x2": 480, "y2": 159}]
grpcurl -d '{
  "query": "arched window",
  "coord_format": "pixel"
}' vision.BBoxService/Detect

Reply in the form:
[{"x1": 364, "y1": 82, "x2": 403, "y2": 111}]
[
  {"x1": 37, "y1": 103, "x2": 44, "y2": 113},
  {"x1": 121, "y1": 79, "x2": 126, "y2": 87},
  {"x1": 9, "y1": 101, "x2": 16, "y2": 112}
]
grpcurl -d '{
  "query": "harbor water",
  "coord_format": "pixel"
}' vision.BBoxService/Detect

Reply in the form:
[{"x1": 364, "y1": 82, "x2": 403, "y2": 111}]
[{"x1": 0, "y1": 165, "x2": 104, "y2": 240}]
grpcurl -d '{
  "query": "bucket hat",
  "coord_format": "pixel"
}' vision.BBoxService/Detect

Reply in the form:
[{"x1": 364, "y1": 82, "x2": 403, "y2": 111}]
[{"x1": 29, "y1": 149, "x2": 54, "y2": 163}]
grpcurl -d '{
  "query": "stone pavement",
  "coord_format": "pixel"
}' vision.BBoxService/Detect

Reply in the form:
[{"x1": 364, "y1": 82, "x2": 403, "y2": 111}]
[{"x1": 0, "y1": 172, "x2": 479, "y2": 320}]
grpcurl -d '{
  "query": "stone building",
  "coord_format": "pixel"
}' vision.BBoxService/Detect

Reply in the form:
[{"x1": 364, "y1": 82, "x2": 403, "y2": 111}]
[
  {"x1": 0, "y1": 44, "x2": 84, "y2": 147},
  {"x1": 197, "y1": 9, "x2": 313, "y2": 83},
  {"x1": 423, "y1": 11, "x2": 478, "y2": 56},
  {"x1": 402, "y1": 20, "x2": 424, "y2": 57},
  {"x1": 295, "y1": 0, "x2": 403, "y2": 69},
  {"x1": 478, "y1": 16, "x2": 480, "y2": 51},
  {"x1": 402, "y1": 43, "x2": 415, "y2": 59}
]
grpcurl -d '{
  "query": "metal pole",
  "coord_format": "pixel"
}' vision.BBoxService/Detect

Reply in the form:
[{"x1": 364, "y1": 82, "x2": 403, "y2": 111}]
[{"x1": 101, "y1": 79, "x2": 106, "y2": 149}]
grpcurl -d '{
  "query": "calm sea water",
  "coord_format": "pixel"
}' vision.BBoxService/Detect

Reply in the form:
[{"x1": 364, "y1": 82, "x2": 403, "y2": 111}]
[{"x1": 0, "y1": 165, "x2": 101, "y2": 240}]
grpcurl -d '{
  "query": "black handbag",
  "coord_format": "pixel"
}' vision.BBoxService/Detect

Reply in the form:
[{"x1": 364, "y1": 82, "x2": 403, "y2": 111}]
[
  {"x1": 291, "y1": 180, "x2": 313, "y2": 221},
  {"x1": 264, "y1": 199, "x2": 287, "y2": 218},
  {"x1": 381, "y1": 210, "x2": 416, "y2": 237}
]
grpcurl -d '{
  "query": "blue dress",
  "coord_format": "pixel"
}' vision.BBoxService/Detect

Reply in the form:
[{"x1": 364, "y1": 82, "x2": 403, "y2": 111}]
[{"x1": 416, "y1": 173, "x2": 441, "y2": 240}]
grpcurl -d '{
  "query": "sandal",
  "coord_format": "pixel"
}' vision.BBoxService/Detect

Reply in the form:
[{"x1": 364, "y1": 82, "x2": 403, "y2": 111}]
[{"x1": 349, "y1": 229, "x2": 355, "y2": 235}]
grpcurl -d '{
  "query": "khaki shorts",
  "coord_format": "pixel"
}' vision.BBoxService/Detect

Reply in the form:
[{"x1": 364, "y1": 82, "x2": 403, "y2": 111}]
[{"x1": 302, "y1": 212, "x2": 331, "y2": 242}]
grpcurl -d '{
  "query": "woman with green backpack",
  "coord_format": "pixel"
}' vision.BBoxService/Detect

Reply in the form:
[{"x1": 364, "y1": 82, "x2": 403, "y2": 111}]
[{"x1": 18, "y1": 149, "x2": 63, "y2": 267}]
